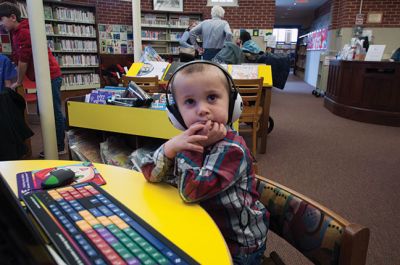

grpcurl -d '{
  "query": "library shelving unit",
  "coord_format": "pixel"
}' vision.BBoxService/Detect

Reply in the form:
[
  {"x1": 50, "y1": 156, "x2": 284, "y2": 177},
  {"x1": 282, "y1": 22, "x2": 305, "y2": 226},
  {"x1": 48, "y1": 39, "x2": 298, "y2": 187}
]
[
  {"x1": 294, "y1": 44, "x2": 307, "y2": 79},
  {"x1": 17, "y1": 0, "x2": 100, "y2": 92},
  {"x1": 274, "y1": 42, "x2": 297, "y2": 68},
  {"x1": 141, "y1": 11, "x2": 202, "y2": 59},
  {"x1": 0, "y1": 30, "x2": 11, "y2": 55}
]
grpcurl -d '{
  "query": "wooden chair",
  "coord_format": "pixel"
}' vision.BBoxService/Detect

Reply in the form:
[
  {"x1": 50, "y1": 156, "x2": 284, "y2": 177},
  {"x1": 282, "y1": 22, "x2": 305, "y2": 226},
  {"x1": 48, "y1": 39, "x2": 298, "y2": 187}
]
[
  {"x1": 235, "y1": 78, "x2": 264, "y2": 155},
  {"x1": 19, "y1": 77, "x2": 38, "y2": 115},
  {"x1": 255, "y1": 175, "x2": 370, "y2": 265},
  {"x1": 122, "y1": 76, "x2": 162, "y2": 93}
]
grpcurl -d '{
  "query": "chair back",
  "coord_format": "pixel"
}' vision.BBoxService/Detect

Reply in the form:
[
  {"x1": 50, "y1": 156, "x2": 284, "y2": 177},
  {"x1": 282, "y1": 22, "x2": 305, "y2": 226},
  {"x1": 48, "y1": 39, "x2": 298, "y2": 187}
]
[
  {"x1": 235, "y1": 78, "x2": 264, "y2": 155},
  {"x1": 255, "y1": 175, "x2": 370, "y2": 265},
  {"x1": 122, "y1": 76, "x2": 161, "y2": 93},
  {"x1": 234, "y1": 77, "x2": 264, "y2": 111}
]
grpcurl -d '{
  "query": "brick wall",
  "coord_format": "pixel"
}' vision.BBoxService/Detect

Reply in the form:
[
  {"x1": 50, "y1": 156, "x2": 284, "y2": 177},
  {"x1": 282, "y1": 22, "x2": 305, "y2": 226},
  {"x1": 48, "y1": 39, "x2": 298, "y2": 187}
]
[
  {"x1": 331, "y1": 0, "x2": 400, "y2": 29},
  {"x1": 72, "y1": 0, "x2": 275, "y2": 28}
]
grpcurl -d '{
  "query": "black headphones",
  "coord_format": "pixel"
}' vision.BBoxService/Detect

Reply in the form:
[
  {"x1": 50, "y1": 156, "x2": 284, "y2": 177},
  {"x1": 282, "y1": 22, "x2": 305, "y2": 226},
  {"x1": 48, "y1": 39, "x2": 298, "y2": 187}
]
[{"x1": 166, "y1": 60, "x2": 243, "y2": 130}]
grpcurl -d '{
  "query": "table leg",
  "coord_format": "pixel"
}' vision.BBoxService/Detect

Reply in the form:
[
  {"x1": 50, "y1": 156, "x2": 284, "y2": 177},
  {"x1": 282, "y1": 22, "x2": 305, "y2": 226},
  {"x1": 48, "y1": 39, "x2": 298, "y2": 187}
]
[{"x1": 259, "y1": 87, "x2": 272, "y2": 154}]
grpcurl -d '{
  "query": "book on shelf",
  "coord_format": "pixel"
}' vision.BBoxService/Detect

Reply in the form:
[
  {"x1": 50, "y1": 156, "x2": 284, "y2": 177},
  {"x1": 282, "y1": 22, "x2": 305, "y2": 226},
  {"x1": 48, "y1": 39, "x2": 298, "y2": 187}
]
[
  {"x1": 149, "y1": 93, "x2": 174, "y2": 110},
  {"x1": 16, "y1": 162, "x2": 106, "y2": 198},
  {"x1": 85, "y1": 88, "x2": 125, "y2": 104},
  {"x1": 136, "y1": 61, "x2": 169, "y2": 79}
]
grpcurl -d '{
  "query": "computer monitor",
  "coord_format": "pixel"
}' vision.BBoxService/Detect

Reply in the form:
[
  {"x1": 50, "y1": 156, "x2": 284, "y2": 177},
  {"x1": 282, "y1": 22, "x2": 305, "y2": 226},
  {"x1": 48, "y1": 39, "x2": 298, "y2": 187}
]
[{"x1": 0, "y1": 173, "x2": 57, "y2": 265}]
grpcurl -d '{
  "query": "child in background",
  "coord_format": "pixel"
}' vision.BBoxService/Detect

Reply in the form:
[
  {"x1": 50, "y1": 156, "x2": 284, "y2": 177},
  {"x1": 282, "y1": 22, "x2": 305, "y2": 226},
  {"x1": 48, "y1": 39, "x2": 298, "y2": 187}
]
[
  {"x1": 0, "y1": 2, "x2": 65, "y2": 157},
  {"x1": 138, "y1": 61, "x2": 269, "y2": 265},
  {"x1": 0, "y1": 54, "x2": 17, "y2": 91}
]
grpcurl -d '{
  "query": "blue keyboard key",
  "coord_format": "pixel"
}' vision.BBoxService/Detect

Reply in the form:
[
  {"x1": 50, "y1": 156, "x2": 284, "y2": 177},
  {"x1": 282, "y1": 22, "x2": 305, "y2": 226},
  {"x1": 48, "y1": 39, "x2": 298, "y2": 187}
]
[
  {"x1": 69, "y1": 213, "x2": 82, "y2": 222},
  {"x1": 94, "y1": 259, "x2": 107, "y2": 265},
  {"x1": 89, "y1": 208, "x2": 103, "y2": 217},
  {"x1": 98, "y1": 205, "x2": 113, "y2": 216}
]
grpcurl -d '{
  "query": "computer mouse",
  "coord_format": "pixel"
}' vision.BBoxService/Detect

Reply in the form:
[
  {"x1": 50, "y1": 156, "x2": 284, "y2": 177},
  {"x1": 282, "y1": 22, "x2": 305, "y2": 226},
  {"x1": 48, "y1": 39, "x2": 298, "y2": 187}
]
[{"x1": 41, "y1": 168, "x2": 75, "y2": 189}]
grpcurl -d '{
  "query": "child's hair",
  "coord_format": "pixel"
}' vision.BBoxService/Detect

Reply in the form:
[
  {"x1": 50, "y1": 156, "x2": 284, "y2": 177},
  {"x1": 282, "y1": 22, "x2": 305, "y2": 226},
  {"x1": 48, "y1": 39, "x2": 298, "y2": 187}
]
[
  {"x1": 170, "y1": 63, "x2": 230, "y2": 99},
  {"x1": 0, "y1": 2, "x2": 22, "y2": 22}
]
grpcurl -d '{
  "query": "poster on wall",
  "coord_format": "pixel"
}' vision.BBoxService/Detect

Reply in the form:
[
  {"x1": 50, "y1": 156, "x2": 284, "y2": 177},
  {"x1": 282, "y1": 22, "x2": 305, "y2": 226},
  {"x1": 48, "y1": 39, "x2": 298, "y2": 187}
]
[
  {"x1": 307, "y1": 28, "x2": 327, "y2": 51},
  {"x1": 98, "y1": 24, "x2": 134, "y2": 54}
]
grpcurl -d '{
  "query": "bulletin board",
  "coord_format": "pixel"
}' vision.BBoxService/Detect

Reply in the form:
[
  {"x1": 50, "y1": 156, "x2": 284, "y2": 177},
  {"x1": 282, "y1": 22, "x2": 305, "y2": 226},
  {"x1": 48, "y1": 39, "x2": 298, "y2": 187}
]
[{"x1": 98, "y1": 24, "x2": 134, "y2": 54}]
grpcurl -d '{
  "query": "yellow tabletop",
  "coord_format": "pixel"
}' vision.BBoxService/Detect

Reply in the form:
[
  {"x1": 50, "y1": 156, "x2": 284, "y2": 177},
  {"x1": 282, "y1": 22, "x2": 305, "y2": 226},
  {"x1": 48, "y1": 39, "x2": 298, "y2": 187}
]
[{"x1": 0, "y1": 160, "x2": 232, "y2": 265}]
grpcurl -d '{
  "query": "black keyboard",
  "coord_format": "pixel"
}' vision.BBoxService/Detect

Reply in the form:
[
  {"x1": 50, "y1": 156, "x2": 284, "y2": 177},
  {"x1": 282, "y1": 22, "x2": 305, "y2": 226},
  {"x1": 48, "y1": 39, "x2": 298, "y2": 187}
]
[{"x1": 22, "y1": 182, "x2": 199, "y2": 265}]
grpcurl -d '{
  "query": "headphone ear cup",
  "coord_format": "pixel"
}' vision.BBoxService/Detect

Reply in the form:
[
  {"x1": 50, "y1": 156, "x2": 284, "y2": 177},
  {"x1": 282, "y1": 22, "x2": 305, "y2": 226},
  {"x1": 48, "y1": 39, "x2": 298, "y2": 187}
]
[
  {"x1": 230, "y1": 93, "x2": 243, "y2": 123},
  {"x1": 166, "y1": 104, "x2": 187, "y2": 131}
]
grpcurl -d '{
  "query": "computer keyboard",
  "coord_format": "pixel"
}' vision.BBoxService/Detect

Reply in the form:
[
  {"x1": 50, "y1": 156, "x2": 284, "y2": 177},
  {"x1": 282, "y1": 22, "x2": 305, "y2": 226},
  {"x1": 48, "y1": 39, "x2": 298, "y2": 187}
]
[{"x1": 22, "y1": 182, "x2": 199, "y2": 265}]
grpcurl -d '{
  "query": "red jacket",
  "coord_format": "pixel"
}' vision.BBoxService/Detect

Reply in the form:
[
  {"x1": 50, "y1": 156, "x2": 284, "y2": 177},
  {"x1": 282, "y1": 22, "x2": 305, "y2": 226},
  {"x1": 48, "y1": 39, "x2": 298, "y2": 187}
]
[{"x1": 11, "y1": 19, "x2": 61, "y2": 81}]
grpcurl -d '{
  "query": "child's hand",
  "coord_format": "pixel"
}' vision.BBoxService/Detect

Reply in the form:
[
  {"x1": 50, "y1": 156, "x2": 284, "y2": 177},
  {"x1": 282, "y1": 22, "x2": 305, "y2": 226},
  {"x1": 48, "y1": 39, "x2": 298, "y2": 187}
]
[
  {"x1": 164, "y1": 123, "x2": 208, "y2": 159},
  {"x1": 197, "y1": 120, "x2": 227, "y2": 147}
]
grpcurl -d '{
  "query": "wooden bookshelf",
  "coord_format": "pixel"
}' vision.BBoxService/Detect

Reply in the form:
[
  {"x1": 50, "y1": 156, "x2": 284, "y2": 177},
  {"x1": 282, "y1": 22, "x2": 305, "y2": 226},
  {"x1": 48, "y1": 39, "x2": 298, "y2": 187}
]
[
  {"x1": 141, "y1": 11, "x2": 202, "y2": 58},
  {"x1": 16, "y1": 0, "x2": 100, "y2": 92}
]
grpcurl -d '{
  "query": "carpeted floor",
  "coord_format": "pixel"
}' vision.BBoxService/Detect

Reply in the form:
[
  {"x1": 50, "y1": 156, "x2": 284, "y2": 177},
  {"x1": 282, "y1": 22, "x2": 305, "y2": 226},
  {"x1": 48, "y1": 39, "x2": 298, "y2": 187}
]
[
  {"x1": 259, "y1": 74, "x2": 400, "y2": 265},
  {"x1": 27, "y1": 74, "x2": 400, "y2": 264}
]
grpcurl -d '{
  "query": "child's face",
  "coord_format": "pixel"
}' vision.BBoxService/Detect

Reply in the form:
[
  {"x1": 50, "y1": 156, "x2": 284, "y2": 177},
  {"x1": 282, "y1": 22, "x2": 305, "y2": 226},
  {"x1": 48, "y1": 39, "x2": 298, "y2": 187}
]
[
  {"x1": 0, "y1": 15, "x2": 17, "y2": 32},
  {"x1": 173, "y1": 67, "x2": 229, "y2": 128}
]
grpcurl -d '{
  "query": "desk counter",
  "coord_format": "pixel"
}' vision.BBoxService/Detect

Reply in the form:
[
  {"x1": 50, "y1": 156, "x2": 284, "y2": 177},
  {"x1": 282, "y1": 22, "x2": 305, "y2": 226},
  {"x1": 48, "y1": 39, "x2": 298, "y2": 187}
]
[
  {"x1": 324, "y1": 60, "x2": 400, "y2": 126},
  {"x1": 0, "y1": 160, "x2": 232, "y2": 265}
]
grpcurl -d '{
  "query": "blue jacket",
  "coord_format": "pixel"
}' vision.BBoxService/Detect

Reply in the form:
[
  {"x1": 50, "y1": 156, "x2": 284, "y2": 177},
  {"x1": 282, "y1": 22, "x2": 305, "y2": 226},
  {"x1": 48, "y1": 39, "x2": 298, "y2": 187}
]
[
  {"x1": 242, "y1": 40, "x2": 262, "y2": 54},
  {"x1": 0, "y1": 54, "x2": 17, "y2": 92}
]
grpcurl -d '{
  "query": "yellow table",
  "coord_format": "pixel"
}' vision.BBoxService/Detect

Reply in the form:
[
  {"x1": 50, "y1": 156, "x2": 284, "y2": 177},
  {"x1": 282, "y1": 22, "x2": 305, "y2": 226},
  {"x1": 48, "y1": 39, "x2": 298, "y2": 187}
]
[
  {"x1": 0, "y1": 160, "x2": 232, "y2": 265},
  {"x1": 67, "y1": 97, "x2": 238, "y2": 140}
]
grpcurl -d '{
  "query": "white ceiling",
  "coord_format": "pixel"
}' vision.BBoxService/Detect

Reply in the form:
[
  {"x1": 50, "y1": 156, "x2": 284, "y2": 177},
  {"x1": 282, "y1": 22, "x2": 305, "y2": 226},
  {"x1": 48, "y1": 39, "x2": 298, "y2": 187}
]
[{"x1": 275, "y1": 0, "x2": 330, "y2": 25}]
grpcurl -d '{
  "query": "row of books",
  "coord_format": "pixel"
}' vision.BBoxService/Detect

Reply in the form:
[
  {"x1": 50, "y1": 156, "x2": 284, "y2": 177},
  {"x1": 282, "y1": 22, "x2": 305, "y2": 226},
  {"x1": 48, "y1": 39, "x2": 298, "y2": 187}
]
[
  {"x1": 85, "y1": 87, "x2": 173, "y2": 111},
  {"x1": 17, "y1": 3, "x2": 95, "y2": 24},
  {"x1": 63, "y1": 73, "x2": 100, "y2": 87},
  {"x1": 45, "y1": 24, "x2": 96, "y2": 37},
  {"x1": 128, "y1": 61, "x2": 268, "y2": 82},
  {"x1": 50, "y1": 7, "x2": 95, "y2": 23},
  {"x1": 55, "y1": 55, "x2": 98, "y2": 67},
  {"x1": 48, "y1": 39, "x2": 97, "y2": 52},
  {"x1": 141, "y1": 30, "x2": 167, "y2": 41},
  {"x1": 141, "y1": 14, "x2": 199, "y2": 28},
  {"x1": 276, "y1": 43, "x2": 296, "y2": 49},
  {"x1": 169, "y1": 31, "x2": 184, "y2": 41}
]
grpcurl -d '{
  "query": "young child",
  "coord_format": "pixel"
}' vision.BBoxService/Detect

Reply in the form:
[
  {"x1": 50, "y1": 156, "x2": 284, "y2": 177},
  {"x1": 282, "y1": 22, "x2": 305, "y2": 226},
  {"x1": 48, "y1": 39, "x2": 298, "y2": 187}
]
[
  {"x1": 0, "y1": 1, "x2": 65, "y2": 156},
  {"x1": 138, "y1": 61, "x2": 269, "y2": 265}
]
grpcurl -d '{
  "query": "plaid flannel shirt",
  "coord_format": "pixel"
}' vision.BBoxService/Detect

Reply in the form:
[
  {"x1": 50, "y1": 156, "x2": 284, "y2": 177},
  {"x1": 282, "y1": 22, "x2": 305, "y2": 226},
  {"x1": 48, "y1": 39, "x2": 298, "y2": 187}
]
[{"x1": 140, "y1": 129, "x2": 269, "y2": 256}]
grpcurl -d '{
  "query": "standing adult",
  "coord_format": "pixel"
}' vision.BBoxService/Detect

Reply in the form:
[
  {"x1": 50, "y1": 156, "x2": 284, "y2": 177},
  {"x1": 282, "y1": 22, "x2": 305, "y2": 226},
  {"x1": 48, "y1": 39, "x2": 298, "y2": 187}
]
[
  {"x1": 178, "y1": 21, "x2": 198, "y2": 62},
  {"x1": 0, "y1": 1, "x2": 66, "y2": 157},
  {"x1": 190, "y1": 5, "x2": 232, "y2": 61}
]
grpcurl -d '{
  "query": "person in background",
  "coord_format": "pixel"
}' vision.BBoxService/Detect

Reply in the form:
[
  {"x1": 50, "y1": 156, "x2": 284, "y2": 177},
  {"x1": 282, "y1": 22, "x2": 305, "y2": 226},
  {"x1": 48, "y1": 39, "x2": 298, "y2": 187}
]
[
  {"x1": 138, "y1": 61, "x2": 269, "y2": 265},
  {"x1": 265, "y1": 46, "x2": 274, "y2": 53},
  {"x1": 0, "y1": 54, "x2": 17, "y2": 91},
  {"x1": 0, "y1": 2, "x2": 65, "y2": 157},
  {"x1": 190, "y1": 5, "x2": 232, "y2": 60},
  {"x1": 178, "y1": 21, "x2": 198, "y2": 62},
  {"x1": 238, "y1": 30, "x2": 263, "y2": 54},
  {"x1": 390, "y1": 47, "x2": 400, "y2": 62}
]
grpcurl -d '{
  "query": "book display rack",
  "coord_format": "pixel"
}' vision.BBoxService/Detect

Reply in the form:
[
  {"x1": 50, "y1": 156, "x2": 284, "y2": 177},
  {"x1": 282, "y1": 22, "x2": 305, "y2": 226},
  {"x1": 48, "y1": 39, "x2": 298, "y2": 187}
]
[
  {"x1": 141, "y1": 11, "x2": 201, "y2": 58},
  {"x1": 294, "y1": 44, "x2": 307, "y2": 79},
  {"x1": 16, "y1": 0, "x2": 100, "y2": 91}
]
